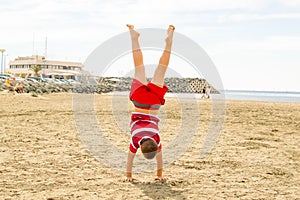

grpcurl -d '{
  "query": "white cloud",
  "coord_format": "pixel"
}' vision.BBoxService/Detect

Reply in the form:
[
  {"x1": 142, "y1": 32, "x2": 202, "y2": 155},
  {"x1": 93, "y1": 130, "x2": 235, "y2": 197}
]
[
  {"x1": 207, "y1": 35, "x2": 300, "y2": 91},
  {"x1": 210, "y1": 36, "x2": 300, "y2": 54},
  {"x1": 277, "y1": 0, "x2": 300, "y2": 8},
  {"x1": 219, "y1": 13, "x2": 300, "y2": 22},
  {"x1": 155, "y1": 0, "x2": 265, "y2": 11}
]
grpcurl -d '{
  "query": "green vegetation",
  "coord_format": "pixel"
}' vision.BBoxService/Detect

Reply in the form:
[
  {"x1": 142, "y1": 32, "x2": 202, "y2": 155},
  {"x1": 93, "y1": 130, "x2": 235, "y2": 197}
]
[
  {"x1": 31, "y1": 93, "x2": 38, "y2": 97},
  {"x1": 30, "y1": 65, "x2": 42, "y2": 77}
]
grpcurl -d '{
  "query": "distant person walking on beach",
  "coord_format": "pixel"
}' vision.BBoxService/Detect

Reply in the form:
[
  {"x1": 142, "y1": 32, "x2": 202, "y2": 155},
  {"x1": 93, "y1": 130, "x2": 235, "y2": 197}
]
[
  {"x1": 206, "y1": 85, "x2": 211, "y2": 99},
  {"x1": 201, "y1": 85, "x2": 206, "y2": 98},
  {"x1": 125, "y1": 24, "x2": 175, "y2": 182}
]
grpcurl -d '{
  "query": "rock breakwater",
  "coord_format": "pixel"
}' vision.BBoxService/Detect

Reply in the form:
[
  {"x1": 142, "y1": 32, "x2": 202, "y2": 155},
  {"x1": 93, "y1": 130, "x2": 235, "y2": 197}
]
[{"x1": 0, "y1": 77, "x2": 218, "y2": 94}]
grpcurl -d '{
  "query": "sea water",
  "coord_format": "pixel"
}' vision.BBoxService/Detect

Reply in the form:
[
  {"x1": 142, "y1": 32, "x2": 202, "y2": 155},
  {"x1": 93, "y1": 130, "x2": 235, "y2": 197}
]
[
  {"x1": 112, "y1": 90, "x2": 300, "y2": 103},
  {"x1": 221, "y1": 90, "x2": 300, "y2": 103}
]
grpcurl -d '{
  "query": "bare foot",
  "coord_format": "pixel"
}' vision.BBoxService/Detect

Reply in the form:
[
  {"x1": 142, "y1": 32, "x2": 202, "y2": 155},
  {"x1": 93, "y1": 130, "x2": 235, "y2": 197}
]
[
  {"x1": 126, "y1": 24, "x2": 134, "y2": 30},
  {"x1": 165, "y1": 25, "x2": 175, "y2": 45},
  {"x1": 169, "y1": 25, "x2": 175, "y2": 31},
  {"x1": 127, "y1": 24, "x2": 140, "y2": 40}
]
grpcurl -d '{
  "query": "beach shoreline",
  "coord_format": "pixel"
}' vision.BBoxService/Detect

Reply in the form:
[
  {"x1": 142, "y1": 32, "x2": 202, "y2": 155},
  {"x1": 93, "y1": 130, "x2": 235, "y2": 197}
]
[{"x1": 0, "y1": 93, "x2": 299, "y2": 199}]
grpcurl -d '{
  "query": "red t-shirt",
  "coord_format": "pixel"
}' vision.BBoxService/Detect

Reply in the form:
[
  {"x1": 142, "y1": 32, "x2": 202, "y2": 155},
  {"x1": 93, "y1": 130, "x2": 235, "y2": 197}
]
[{"x1": 129, "y1": 112, "x2": 162, "y2": 153}]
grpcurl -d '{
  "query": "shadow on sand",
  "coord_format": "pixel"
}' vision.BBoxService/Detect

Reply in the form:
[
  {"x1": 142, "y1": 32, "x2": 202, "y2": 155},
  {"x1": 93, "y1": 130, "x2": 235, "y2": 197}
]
[{"x1": 132, "y1": 180, "x2": 187, "y2": 200}]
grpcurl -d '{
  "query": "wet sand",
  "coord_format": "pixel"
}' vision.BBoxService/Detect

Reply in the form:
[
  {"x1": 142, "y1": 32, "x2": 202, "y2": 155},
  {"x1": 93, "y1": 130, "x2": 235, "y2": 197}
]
[{"x1": 0, "y1": 92, "x2": 299, "y2": 199}]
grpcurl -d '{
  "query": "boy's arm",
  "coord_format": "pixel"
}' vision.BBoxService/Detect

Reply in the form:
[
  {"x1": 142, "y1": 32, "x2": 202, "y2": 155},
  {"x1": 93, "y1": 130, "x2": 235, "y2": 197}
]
[
  {"x1": 155, "y1": 150, "x2": 166, "y2": 180},
  {"x1": 125, "y1": 151, "x2": 136, "y2": 181}
]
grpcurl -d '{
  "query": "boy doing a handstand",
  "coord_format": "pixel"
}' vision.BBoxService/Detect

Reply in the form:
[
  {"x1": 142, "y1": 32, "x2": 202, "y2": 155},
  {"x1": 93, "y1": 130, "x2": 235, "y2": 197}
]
[{"x1": 126, "y1": 24, "x2": 175, "y2": 182}]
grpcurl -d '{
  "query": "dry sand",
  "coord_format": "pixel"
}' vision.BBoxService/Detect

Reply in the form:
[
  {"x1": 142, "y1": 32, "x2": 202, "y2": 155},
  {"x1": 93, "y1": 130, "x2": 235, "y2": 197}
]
[{"x1": 0, "y1": 92, "x2": 299, "y2": 199}]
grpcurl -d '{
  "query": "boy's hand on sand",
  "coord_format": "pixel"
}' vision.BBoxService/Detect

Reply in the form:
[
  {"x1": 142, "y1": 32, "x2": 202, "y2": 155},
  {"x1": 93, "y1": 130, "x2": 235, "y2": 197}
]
[
  {"x1": 124, "y1": 177, "x2": 138, "y2": 182},
  {"x1": 154, "y1": 176, "x2": 167, "y2": 181}
]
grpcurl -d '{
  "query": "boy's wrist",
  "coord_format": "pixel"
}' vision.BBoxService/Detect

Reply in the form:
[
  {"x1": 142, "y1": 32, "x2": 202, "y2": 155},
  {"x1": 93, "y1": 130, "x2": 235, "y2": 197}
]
[
  {"x1": 156, "y1": 168, "x2": 163, "y2": 177},
  {"x1": 126, "y1": 172, "x2": 132, "y2": 178}
]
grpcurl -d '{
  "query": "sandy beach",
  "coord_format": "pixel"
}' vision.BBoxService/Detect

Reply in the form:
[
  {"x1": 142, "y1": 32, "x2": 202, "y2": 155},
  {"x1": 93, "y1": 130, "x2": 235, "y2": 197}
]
[{"x1": 0, "y1": 92, "x2": 299, "y2": 199}]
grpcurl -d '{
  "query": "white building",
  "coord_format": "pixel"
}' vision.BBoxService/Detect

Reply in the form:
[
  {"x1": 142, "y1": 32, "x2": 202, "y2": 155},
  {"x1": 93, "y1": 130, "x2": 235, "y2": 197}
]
[{"x1": 8, "y1": 55, "x2": 83, "y2": 79}]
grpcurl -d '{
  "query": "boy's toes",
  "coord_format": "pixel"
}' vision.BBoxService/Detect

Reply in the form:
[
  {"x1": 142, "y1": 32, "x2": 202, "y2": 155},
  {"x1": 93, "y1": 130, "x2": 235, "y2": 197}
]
[
  {"x1": 167, "y1": 25, "x2": 175, "y2": 38},
  {"x1": 168, "y1": 25, "x2": 175, "y2": 31},
  {"x1": 126, "y1": 24, "x2": 134, "y2": 30}
]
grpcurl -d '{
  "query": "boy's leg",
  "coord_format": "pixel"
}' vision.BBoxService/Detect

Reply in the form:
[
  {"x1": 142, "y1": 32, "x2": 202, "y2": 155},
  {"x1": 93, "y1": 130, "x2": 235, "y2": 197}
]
[
  {"x1": 151, "y1": 25, "x2": 175, "y2": 87},
  {"x1": 127, "y1": 24, "x2": 147, "y2": 85}
]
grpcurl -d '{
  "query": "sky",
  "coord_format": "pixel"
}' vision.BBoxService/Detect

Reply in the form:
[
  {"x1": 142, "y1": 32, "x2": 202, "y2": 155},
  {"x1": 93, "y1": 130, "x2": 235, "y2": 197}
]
[{"x1": 0, "y1": 0, "x2": 300, "y2": 91}]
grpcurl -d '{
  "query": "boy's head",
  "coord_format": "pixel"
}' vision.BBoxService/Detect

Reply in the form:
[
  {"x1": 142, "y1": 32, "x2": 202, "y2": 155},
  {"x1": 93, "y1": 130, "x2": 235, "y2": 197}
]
[{"x1": 140, "y1": 138, "x2": 158, "y2": 159}]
